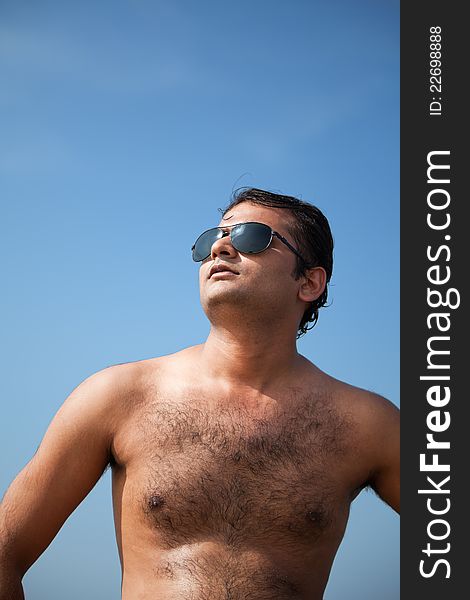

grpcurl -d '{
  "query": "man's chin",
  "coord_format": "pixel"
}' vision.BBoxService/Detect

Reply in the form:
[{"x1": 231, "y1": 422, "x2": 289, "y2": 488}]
[{"x1": 201, "y1": 287, "x2": 253, "y2": 313}]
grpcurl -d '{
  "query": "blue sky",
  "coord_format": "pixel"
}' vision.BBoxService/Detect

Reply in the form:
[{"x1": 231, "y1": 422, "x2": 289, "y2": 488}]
[{"x1": 0, "y1": 1, "x2": 399, "y2": 598}]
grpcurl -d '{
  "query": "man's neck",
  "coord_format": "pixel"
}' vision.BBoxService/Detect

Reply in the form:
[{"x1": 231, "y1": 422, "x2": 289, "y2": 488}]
[{"x1": 198, "y1": 325, "x2": 302, "y2": 394}]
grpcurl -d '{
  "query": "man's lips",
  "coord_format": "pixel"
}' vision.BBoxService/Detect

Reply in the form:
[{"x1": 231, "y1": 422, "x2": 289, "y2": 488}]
[{"x1": 208, "y1": 263, "x2": 239, "y2": 278}]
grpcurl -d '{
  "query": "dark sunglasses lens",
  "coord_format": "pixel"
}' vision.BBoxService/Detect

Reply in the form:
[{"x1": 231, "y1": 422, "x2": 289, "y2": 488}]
[
  {"x1": 231, "y1": 223, "x2": 272, "y2": 254},
  {"x1": 192, "y1": 228, "x2": 223, "y2": 262}
]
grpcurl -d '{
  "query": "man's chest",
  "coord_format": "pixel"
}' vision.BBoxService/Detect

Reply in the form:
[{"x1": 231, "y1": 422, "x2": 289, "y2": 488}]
[{"x1": 112, "y1": 391, "x2": 356, "y2": 550}]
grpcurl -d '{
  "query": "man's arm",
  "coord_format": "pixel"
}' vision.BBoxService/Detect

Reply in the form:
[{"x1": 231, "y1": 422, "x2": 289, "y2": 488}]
[
  {"x1": 367, "y1": 394, "x2": 400, "y2": 513},
  {"x1": 0, "y1": 364, "x2": 128, "y2": 598}
]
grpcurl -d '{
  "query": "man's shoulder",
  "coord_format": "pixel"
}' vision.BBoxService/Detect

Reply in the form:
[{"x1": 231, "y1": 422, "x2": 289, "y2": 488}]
[
  {"x1": 66, "y1": 360, "x2": 147, "y2": 419},
  {"x1": 310, "y1": 373, "x2": 399, "y2": 486},
  {"x1": 85, "y1": 358, "x2": 148, "y2": 392},
  {"x1": 300, "y1": 361, "x2": 399, "y2": 425},
  {"x1": 331, "y1": 377, "x2": 399, "y2": 421},
  {"x1": 322, "y1": 378, "x2": 400, "y2": 458},
  {"x1": 97, "y1": 344, "x2": 203, "y2": 394},
  {"x1": 126, "y1": 344, "x2": 203, "y2": 374}
]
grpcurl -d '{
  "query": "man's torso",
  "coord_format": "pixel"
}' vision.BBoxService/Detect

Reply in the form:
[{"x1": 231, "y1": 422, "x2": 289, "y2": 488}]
[{"x1": 109, "y1": 349, "x2": 375, "y2": 599}]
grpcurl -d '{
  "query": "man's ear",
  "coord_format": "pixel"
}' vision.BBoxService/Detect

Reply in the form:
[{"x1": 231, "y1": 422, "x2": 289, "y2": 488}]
[{"x1": 298, "y1": 267, "x2": 327, "y2": 303}]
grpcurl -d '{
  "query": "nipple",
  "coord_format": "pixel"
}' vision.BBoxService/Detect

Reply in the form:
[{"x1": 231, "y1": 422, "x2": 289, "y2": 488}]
[
  {"x1": 306, "y1": 508, "x2": 328, "y2": 529},
  {"x1": 306, "y1": 510, "x2": 319, "y2": 522},
  {"x1": 148, "y1": 494, "x2": 165, "y2": 509}
]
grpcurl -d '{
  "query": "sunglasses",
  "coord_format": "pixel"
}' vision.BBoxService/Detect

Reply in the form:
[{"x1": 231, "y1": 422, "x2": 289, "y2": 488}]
[{"x1": 191, "y1": 221, "x2": 307, "y2": 263}]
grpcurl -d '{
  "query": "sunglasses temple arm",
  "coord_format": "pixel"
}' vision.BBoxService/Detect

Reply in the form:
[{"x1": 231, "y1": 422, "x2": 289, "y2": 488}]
[{"x1": 274, "y1": 233, "x2": 308, "y2": 264}]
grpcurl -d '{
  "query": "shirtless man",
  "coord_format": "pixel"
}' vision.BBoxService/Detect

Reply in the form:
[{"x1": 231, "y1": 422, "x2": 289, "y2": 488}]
[{"x1": 0, "y1": 188, "x2": 399, "y2": 599}]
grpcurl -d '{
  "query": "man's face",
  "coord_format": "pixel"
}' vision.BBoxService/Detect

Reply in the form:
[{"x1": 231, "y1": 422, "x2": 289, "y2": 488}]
[{"x1": 198, "y1": 201, "x2": 304, "y2": 325}]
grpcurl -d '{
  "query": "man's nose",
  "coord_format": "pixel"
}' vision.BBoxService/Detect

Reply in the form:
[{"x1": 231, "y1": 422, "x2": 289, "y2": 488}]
[{"x1": 210, "y1": 232, "x2": 238, "y2": 260}]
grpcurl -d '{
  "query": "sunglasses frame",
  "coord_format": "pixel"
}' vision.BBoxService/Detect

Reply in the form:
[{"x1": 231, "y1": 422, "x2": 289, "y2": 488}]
[{"x1": 191, "y1": 221, "x2": 308, "y2": 264}]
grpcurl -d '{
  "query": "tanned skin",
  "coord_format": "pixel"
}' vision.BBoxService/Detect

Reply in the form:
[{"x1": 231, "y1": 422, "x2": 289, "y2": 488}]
[{"x1": 0, "y1": 202, "x2": 399, "y2": 599}]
